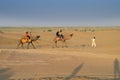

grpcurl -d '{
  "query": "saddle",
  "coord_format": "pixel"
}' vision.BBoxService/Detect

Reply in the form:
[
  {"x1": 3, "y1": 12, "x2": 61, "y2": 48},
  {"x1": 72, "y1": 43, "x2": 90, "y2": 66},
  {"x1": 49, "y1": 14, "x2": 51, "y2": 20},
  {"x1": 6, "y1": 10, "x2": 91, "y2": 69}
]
[
  {"x1": 56, "y1": 36, "x2": 64, "y2": 41},
  {"x1": 21, "y1": 36, "x2": 31, "y2": 43}
]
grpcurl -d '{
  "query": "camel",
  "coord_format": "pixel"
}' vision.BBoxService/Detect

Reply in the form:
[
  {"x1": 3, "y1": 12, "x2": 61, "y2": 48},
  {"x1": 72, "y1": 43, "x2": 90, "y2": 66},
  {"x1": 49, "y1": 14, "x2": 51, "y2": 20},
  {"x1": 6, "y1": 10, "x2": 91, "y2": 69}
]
[
  {"x1": 16, "y1": 35, "x2": 40, "y2": 49},
  {"x1": 53, "y1": 33, "x2": 73, "y2": 48}
]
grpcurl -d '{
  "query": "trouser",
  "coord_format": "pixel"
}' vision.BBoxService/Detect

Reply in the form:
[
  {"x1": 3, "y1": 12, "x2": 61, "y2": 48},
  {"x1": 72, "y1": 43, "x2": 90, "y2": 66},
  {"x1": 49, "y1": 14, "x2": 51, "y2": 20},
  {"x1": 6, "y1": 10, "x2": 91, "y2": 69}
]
[{"x1": 92, "y1": 41, "x2": 96, "y2": 47}]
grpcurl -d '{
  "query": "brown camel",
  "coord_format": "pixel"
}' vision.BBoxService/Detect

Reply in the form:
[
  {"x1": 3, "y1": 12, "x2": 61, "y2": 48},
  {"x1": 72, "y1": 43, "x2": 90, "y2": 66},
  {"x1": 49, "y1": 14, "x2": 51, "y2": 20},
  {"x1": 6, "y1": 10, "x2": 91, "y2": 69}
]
[
  {"x1": 53, "y1": 33, "x2": 73, "y2": 48},
  {"x1": 16, "y1": 35, "x2": 40, "y2": 49}
]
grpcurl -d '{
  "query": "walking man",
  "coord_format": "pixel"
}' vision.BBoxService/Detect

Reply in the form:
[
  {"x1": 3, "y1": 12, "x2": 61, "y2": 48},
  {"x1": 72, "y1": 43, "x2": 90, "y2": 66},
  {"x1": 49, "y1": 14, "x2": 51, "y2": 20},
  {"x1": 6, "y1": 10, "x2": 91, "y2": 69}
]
[{"x1": 91, "y1": 37, "x2": 96, "y2": 47}]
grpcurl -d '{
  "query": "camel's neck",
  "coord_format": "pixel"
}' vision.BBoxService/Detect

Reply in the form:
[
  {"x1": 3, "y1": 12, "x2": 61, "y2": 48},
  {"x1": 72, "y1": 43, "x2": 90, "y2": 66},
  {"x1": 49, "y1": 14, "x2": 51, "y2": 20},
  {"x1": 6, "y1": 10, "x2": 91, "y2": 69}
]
[
  {"x1": 32, "y1": 38, "x2": 38, "y2": 41},
  {"x1": 31, "y1": 36, "x2": 40, "y2": 41},
  {"x1": 64, "y1": 34, "x2": 73, "y2": 40}
]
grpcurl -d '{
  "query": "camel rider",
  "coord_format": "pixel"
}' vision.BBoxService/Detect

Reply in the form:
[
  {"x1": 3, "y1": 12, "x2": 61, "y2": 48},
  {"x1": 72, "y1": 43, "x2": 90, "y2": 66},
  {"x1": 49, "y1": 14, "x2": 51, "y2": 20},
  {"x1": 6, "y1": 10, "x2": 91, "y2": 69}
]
[
  {"x1": 56, "y1": 31, "x2": 59, "y2": 37},
  {"x1": 24, "y1": 32, "x2": 31, "y2": 41},
  {"x1": 56, "y1": 30, "x2": 64, "y2": 39}
]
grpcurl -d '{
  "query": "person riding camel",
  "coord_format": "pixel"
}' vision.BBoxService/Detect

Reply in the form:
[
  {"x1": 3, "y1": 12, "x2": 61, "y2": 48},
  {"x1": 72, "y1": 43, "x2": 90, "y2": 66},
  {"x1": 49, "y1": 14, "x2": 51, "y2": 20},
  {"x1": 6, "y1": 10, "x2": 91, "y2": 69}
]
[
  {"x1": 23, "y1": 32, "x2": 31, "y2": 42},
  {"x1": 56, "y1": 30, "x2": 64, "y2": 39},
  {"x1": 25, "y1": 32, "x2": 30, "y2": 39},
  {"x1": 21, "y1": 32, "x2": 31, "y2": 43}
]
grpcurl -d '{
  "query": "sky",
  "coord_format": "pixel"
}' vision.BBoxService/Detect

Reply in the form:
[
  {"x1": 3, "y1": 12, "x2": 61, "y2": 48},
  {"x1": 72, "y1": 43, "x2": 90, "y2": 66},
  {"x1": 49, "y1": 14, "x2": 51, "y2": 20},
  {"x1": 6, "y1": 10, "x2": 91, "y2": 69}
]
[{"x1": 0, "y1": 0, "x2": 120, "y2": 27}]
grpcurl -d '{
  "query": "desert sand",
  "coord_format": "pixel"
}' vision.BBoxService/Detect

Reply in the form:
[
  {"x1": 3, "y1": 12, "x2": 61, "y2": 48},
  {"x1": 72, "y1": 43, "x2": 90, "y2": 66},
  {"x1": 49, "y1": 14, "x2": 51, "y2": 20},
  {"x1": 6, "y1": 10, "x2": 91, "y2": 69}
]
[{"x1": 0, "y1": 27, "x2": 120, "y2": 80}]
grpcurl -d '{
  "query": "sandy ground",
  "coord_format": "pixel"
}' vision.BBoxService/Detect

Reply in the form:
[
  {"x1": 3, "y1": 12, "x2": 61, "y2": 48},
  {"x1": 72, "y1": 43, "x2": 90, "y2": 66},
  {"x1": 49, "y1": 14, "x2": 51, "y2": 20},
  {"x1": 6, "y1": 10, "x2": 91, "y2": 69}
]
[{"x1": 0, "y1": 27, "x2": 120, "y2": 80}]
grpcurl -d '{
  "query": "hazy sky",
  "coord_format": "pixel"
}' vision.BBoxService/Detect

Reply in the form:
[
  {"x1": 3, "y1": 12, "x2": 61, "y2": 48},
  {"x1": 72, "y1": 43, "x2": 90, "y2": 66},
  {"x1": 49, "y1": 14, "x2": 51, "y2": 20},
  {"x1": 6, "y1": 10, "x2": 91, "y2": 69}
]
[{"x1": 0, "y1": 0, "x2": 120, "y2": 27}]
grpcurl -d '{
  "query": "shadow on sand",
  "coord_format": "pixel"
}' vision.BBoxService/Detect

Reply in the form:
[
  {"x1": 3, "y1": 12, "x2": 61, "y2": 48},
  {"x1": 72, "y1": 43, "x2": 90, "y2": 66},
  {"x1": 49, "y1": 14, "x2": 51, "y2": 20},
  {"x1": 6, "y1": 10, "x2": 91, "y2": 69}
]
[
  {"x1": 64, "y1": 63, "x2": 84, "y2": 80},
  {"x1": 0, "y1": 68, "x2": 13, "y2": 80},
  {"x1": 114, "y1": 58, "x2": 120, "y2": 80}
]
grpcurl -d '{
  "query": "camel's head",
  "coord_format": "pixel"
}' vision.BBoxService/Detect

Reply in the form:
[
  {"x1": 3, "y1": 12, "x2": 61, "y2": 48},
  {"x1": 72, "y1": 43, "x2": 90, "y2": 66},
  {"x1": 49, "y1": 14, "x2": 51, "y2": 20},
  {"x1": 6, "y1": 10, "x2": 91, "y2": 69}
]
[
  {"x1": 36, "y1": 36, "x2": 40, "y2": 39},
  {"x1": 70, "y1": 33, "x2": 73, "y2": 37}
]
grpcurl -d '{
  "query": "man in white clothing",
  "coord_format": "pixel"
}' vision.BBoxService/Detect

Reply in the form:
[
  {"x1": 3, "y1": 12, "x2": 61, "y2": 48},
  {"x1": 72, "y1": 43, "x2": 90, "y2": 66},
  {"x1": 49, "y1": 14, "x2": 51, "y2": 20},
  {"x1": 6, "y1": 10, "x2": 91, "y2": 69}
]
[{"x1": 91, "y1": 37, "x2": 96, "y2": 47}]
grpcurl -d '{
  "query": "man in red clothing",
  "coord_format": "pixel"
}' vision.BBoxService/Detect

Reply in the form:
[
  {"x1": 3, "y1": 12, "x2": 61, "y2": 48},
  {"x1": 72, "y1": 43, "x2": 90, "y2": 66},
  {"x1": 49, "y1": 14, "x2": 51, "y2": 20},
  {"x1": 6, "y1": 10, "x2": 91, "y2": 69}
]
[{"x1": 25, "y1": 32, "x2": 30, "y2": 39}]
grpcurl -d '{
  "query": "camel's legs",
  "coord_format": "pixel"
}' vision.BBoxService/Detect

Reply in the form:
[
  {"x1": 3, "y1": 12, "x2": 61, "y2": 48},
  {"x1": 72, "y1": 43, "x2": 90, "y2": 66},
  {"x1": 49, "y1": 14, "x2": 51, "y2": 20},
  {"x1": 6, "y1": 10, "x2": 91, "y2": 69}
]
[
  {"x1": 31, "y1": 42, "x2": 36, "y2": 49},
  {"x1": 16, "y1": 42, "x2": 24, "y2": 49},
  {"x1": 64, "y1": 41, "x2": 68, "y2": 47},
  {"x1": 16, "y1": 42, "x2": 21, "y2": 49},
  {"x1": 52, "y1": 41, "x2": 57, "y2": 48},
  {"x1": 27, "y1": 42, "x2": 36, "y2": 49},
  {"x1": 21, "y1": 43, "x2": 24, "y2": 49},
  {"x1": 27, "y1": 43, "x2": 30, "y2": 49},
  {"x1": 55, "y1": 41, "x2": 58, "y2": 48},
  {"x1": 62, "y1": 41, "x2": 64, "y2": 48},
  {"x1": 62, "y1": 40, "x2": 67, "y2": 48},
  {"x1": 52, "y1": 42, "x2": 56, "y2": 48}
]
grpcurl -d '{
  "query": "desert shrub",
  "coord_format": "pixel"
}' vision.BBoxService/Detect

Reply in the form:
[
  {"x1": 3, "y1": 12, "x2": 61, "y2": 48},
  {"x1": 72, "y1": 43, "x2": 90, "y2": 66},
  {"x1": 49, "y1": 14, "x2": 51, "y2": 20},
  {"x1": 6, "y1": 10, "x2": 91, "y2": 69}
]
[
  {"x1": 47, "y1": 29, "x2": 52, "y2": 32},
  {"x1": 91, "y1": 30, "x2": 95, "y2": 32},
  {"x1": 84, "y1": 29, "x2": 87, "y2": 32},
  {"x1": 81, "y1": 44, "x2": 86, "y2": 47},
  {"x1": 74, "y1": 29, "x2": 78, "y2": 31}
]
